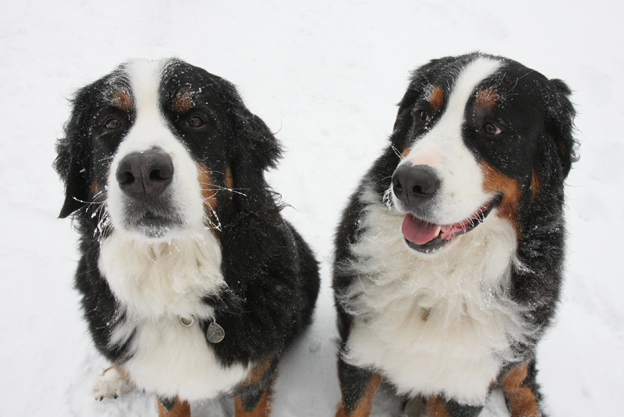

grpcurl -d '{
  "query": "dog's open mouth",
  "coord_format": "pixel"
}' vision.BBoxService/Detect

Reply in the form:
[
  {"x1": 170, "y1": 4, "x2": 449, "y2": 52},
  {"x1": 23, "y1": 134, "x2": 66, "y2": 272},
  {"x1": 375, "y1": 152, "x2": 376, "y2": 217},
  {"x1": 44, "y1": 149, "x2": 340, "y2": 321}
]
[{"x1": 401, "y1": 196, "x2": 500, "y2": 254}]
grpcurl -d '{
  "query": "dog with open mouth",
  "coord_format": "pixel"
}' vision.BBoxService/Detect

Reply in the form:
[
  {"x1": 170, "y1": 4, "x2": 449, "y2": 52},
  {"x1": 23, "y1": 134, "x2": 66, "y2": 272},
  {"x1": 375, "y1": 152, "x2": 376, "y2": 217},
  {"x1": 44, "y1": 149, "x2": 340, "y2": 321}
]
[
  {"x1": 332, "y1": 53, "x2": 577, "y2": 417},
  {"x1": 55, "y1": 58, "x2": 320, "y2": 417}
]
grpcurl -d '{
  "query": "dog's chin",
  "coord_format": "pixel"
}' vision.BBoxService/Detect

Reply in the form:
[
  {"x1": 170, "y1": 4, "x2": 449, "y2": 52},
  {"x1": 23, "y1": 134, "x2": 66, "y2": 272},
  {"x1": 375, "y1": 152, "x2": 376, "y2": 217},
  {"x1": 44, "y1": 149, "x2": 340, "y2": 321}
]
[
  {"x1": 136, "y1": 223, "x2": 174, "y2": 239},
  {"x1": 124, "y1": 214, "x2": 183, "y2": 240},
  {"x1": 401, "y1": 196, "x2": 500, "y2": 255}
]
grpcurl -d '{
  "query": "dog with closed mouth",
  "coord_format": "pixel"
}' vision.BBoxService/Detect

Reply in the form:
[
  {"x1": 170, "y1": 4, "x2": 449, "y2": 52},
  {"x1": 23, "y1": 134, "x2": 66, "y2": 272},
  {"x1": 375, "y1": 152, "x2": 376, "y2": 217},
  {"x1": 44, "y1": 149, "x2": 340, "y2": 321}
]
[
  {"x1": 55, "y1": 58, "x2": 320, "y2": 417},
  {"x1": 332, "y1": 53, "x2": 576, "y2": 416}
]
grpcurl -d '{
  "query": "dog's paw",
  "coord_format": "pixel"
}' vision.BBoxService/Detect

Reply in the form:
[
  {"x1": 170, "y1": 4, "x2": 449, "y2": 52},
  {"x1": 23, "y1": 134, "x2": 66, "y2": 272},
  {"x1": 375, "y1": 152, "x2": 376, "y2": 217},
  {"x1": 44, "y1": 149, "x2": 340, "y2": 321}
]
[{"x1": 91, "y1": 366, "x2": 134, "y2": 401}]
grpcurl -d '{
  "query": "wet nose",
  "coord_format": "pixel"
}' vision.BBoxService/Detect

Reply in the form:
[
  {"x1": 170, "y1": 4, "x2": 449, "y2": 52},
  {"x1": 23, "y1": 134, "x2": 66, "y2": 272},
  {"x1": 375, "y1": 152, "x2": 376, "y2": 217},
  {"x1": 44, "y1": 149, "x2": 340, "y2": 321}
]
[
  {"x1": 115, "y1": 150, "x2": 174, "y2": 199},
  {"x1": 392, "y1": 164, "x2": 440, "y2": 209}
]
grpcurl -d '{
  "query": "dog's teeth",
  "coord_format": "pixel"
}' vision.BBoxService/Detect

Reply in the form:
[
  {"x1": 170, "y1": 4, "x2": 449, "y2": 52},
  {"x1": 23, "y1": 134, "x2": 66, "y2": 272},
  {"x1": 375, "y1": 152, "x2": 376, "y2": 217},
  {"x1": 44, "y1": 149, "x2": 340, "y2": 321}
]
[{"x1": 434, "y1": 226, "x2": 442, "y2": 238}]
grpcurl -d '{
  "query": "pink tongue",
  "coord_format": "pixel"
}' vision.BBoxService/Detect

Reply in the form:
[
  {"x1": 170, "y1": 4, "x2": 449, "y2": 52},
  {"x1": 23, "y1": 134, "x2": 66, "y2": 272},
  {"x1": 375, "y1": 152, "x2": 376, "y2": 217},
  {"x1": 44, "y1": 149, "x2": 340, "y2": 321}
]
[{"x1": 402, "y1": 214, "x2": 440, "y2": 245}]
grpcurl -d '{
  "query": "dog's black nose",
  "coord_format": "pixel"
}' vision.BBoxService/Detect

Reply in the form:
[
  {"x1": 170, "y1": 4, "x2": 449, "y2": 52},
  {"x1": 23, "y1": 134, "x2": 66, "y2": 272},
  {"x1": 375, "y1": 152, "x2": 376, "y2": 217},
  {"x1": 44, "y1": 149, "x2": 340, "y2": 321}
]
[
  {"x1": 116, "y1": 150, "x2": 174, "y2": 199},
  {"x1": 392, "y1": 164, "x2": 440, "y2": 208}
]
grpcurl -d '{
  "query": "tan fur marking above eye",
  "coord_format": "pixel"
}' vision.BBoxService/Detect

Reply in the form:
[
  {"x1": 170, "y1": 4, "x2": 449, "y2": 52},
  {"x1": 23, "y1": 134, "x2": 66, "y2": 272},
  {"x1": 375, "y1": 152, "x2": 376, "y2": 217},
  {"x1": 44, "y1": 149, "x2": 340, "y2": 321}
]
[
  {"x1": 335, "y1": 374, "x2": 381, "y2": 417},
  {"x1": 501, "y1": 364, "x2": 541, "y2": 417},
  {"x1": 427, "y1": 86, "x2": 444, "y2": 111},
  {"x1": 112, "y1": 90, "x2": 132, "y2": 111},
  {"x1": 426, "y1": 396, "x2": 450, "y2": 417},
  {"x1": 476, "y1": 89, "x2": 499, "y2": 108},
  {"x1": 402, "y1": 147, "x2": 412, "y2": 158},
  {"x1": 174, "y1": 91, "x2": 193, "y2": 113},
  {"x1": 481, "y1": 162, "x2": 521, "y2": 230}
]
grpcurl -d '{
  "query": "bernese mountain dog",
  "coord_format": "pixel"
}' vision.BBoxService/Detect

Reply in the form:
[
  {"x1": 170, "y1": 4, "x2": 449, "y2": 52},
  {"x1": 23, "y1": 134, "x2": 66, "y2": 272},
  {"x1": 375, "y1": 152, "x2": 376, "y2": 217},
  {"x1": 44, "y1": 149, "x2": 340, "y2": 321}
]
[
  {"x1": 54, "y1": 58, "x2": 320, "y2": 417},
  {"x1": 332, "y1": 53, "x2": 577, "y2": 417}
]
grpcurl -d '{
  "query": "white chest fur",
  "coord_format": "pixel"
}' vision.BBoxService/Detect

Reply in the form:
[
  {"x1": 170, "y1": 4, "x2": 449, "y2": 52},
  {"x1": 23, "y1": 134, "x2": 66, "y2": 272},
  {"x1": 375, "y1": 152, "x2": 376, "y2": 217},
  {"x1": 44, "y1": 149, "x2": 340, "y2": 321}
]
[
  {"x1": 341, "y1": 195, "x2": 527, "y2": 405},
  {"x1": 98, "y1": 229, "x2": 250, "y2": 400}
]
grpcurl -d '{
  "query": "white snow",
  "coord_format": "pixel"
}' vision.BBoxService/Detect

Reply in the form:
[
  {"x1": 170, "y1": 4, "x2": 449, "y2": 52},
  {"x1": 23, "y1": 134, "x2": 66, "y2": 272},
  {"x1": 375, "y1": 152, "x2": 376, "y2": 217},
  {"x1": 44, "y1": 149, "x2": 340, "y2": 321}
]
[{"x1": 1, "y1": 1, "x2": 623, "y2": 416}]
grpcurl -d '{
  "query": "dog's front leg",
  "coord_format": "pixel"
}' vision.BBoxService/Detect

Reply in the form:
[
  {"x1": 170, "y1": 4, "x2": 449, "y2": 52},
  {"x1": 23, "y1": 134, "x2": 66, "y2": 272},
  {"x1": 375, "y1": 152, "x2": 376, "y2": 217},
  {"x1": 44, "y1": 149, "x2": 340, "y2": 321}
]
[
  {"x1": 233, "y1": 358, "x2": 278, "y2": 417},
  {"x1": 500, "y1": 362, "x2": 542, "y2": 417},
  {"x1": 234, "y1": 383, "x2": 274, "y2": 417},
  {"x1": 335, "y1": 357, "x2": 381, "y2": 417},
  {"x1": 425, "y1": 396, "x2": 483, "y2": 417},
  {"x1": 157, "y1": 396, "x2": 191, "y2": 417},
  {"x1": 91, "y1": 365, "x2": 135, "y2": 401}
]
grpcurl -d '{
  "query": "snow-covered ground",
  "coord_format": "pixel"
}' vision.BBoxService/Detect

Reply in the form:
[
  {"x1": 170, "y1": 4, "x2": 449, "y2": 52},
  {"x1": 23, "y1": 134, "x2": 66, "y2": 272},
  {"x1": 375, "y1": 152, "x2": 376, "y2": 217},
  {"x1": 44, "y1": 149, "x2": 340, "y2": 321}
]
[{"x1": 1, "y1": 1, "x2": 623, "y2": 416}]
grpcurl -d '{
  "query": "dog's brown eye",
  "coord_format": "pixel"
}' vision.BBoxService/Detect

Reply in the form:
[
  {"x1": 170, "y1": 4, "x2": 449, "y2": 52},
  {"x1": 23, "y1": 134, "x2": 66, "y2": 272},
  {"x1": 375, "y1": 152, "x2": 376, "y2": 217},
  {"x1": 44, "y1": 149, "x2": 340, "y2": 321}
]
[
  {"x1": 416, "y1": 110, "x2": 431, "y2": 123},
  {"x1": 188, "y1": 116, "x2": 205, "y2": 128},
  {"x1": 483, "y1": 122, "x2": 502, "y2": 135},
  {"x1": 105, "y1": 118, "x2": 122, "y2": 130}
]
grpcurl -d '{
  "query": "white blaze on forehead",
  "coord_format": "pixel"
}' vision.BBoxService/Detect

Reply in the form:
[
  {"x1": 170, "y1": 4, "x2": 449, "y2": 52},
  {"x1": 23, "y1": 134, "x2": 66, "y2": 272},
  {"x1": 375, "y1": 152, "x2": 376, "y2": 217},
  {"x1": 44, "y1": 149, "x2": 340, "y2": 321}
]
[
  {"x1": 127, "y1": 59, "x2": 164, "y2": 111},
  {"x1": 122, "y1": 59, "x2": 170, "y2": 151},
  {"x1": 404, "y1": 57, "x2": 502, "y2": 166},
  {"x1": 105, "y1": 58, "x2": 207, "y2": 236},
  {"x1": 438, "y1": 57, "x2": 501, "y2": 133},
  {"x1": 398, "y1": 57, "x2": 502, "y2": 224}
]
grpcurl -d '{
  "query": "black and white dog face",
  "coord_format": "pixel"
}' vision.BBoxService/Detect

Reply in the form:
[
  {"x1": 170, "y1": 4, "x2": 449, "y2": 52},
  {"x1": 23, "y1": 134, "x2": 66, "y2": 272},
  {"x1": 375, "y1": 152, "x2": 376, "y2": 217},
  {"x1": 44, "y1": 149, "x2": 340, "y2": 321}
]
[
  {"x1": 388, "y1": 54, "x2": 575, "y2": 254},
  {"x1": 55, "y1": 58, "x2": 280, "y2": 240}
]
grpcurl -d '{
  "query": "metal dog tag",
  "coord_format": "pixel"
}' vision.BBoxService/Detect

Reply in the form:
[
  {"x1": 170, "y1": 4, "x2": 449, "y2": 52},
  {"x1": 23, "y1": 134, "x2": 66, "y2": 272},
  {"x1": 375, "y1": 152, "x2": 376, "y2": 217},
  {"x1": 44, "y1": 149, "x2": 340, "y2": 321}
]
[{"x1": 206, "y1": 320, "x2": 225, "y2": 343}]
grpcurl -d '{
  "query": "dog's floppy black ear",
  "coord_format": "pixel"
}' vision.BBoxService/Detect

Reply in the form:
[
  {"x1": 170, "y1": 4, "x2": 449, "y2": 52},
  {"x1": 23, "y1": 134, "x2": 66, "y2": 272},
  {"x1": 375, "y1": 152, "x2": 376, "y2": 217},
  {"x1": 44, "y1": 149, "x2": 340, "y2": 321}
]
[
  {"x1": 544, "y1": 78, "x2": 578, "y2": 178},
  {"x1": 238, "y1": 110, "x2": 282, "y2": 171},
  {"x1": 223, "y1": 81, "x2": 282, "y2": 173},
  {"x1": 54, "y1": 87, "x2": 95, "y2": 218},
  {"x1": 390, "y1": 86, "x2": 420, "y2": 145}
]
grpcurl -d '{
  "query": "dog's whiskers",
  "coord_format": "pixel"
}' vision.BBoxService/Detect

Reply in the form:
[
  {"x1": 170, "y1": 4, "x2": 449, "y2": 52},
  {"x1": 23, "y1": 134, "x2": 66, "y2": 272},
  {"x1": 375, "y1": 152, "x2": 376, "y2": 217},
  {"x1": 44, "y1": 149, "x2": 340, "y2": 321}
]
[
  {"x1": 383, "y1": 188, "x2": 394, "y2": 210},
  {"x1": 202, "y1": 204, "x2": 222, "y2": 232},
  {"x1": 198, "y1": 182, "x2": 249, "y2": 197}
]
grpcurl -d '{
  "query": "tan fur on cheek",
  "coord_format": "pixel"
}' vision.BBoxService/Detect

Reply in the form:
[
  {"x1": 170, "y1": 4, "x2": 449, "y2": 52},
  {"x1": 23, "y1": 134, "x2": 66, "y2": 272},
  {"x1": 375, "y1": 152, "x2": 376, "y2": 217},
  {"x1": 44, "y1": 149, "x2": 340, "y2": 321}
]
[
  {"x1": 196, "y1": 163, "x2": 224, "y2": 241},
  {"x1": 225, "y1": 166, "x2": 233, "y2": 190},
  {"x1": 531, "y1": 169, "x2": 540, "y2": 200},
  {"x1": 90, "y1": 181, "x2": 98, "y2": 198},
  {"x1": 196, "y1": 164, "x2": 217, "y2": 210},
  {"x1": 481, "y1": 162, "x2": 521, "y2": 230}
]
